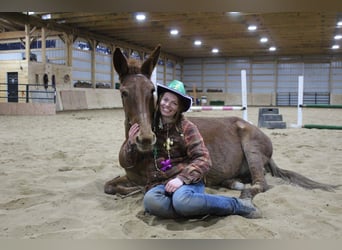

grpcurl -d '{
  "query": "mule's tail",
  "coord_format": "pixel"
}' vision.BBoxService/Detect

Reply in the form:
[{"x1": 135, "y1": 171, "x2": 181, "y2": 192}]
[{"x1": 265, "y1": 159, "x2": 340, "y2": 192}]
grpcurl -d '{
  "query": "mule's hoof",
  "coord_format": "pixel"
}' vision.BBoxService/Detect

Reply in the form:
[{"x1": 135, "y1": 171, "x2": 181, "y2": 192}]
[{"x1": 104, "y1": 183, "x2": 117, "y2": 195}]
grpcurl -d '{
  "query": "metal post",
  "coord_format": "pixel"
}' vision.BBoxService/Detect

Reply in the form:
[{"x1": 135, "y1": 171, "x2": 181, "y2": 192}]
[
  {"x1": 241, "y1": 69, "x2": 248, "y2": 121},
  {"x1": 54, "y1": 86, "x2": 57, "y2": 104},
  {"x1": 297, "y1": 76, "x2": 304, "y2": 127},
  {"x1": 26, "y1": 84, "x2": 29, "y2": 103}
]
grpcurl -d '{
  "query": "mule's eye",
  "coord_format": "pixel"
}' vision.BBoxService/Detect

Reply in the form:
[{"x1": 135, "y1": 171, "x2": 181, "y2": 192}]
[{"x1": 121, "y1": 90, "x2": 128, "y2": 98}]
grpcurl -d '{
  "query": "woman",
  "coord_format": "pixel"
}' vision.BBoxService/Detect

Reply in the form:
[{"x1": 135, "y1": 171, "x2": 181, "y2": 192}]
[{"x1": 128, "y1": 80, "x2": 261, "y2": 219}]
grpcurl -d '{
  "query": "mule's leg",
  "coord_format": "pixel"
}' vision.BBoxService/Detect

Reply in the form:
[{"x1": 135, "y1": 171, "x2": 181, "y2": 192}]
[
  {"x1": 221, "y1": 171, "x2": 254, "y2": 191},
  {"x1": 104, "y1": 175, "x2": 142, "y2": 195},
  {"x1": 221, "y1": 179, "x2": 245, "y2": 190},
  {"x1": 240, "y1": 142, "x2": 270, "y2": 199}
]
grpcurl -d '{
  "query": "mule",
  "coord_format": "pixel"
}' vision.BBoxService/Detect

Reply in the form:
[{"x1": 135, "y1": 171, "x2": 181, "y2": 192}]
[{"x1": 104, "y1": 45, "x2": 338, "y2": 198}]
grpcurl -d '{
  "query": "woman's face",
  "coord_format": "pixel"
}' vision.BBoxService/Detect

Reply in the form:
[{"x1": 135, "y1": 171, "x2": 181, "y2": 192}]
[{"x1": 159, "y1": 92, "x2": 179, "y2": 119}]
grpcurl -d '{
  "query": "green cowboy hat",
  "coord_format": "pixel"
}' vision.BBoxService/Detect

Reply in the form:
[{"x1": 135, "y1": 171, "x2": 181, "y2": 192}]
[{"x1": 157, "y1": 80, "x2": 192, "y2": 112}]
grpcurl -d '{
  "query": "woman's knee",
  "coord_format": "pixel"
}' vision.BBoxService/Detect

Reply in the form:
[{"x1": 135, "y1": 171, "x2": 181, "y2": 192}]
[
  {"x1": 172, "y1": 190, "x2": 196, "y2": 216},
  {"x1": 144, "y1": 187, "x2": 173, "y2": 213},
  {"x1": 143, "y1": 190, "x2": 177, "y2": 218},
  {"x1": 144, "y1": 189, "x2": 161, "y2": 211},
  {"x1": 172, "y1": 187, "x2": 208, "y2": 217}
]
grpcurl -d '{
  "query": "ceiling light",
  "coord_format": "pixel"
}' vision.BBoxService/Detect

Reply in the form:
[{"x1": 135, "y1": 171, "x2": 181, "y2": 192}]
[
  {"x1": 212, "y1": 48, "x2": 219, "y2": 53},
  {"x1": 228, "y1": 12, "x2": 240, "y2": 15},
  {"x1": 194, "y1": 40, "x2": 202, "y2": 46},
  {"x1": 269, "y1": 46, "x2": 276, "y2": 51},
  {"x1": 334, "y1": 35, "x2": 342, "y2": 40},
  {"x1": 135, "y1": 13, "x2": 146, "y2": 21},
  {"x1": 337, "y1": 21, "x2": 342, "y2": 27},
  {"x1": 170, "y1": 29, "x2": 179, "y2": 36},
  {"x1": 41, "y1": 14, "x2": 51, "y2": 20},
  {"x1": 248, "y1": 25, "x2": 257, "y2": 31},
  {"x1": 332, "y1": 45, "x2": 340, "y2": 50},
  {"x1": 260, "y1": 37, "x2": 268, "y2": 43}
]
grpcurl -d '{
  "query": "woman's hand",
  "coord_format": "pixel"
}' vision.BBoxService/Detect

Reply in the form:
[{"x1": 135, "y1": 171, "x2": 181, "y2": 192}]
[
  {"x1": 128, "y1": 123, "x2": 140, "y2": 144},
  {"x1": 165, "y1": 177, "x2": 184, "y2": 193}
]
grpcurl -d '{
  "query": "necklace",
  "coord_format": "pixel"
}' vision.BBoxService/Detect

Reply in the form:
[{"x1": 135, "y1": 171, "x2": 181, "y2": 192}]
[{"x1": 153, "y1": 123, "x2": 174, "y2": 172}]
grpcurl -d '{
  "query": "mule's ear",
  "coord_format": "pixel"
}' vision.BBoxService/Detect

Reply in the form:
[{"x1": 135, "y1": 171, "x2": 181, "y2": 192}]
[
  {"x1": 113, "y1": 47, "x2": 128, "y2": 79},
  {"x1": 141, "y1": 45, "x2": 161, "y2": 79}
]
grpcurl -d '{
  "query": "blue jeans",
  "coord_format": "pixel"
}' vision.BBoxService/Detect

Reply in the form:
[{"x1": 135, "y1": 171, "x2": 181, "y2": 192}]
[{"x1": 143, "y1": 181, "x2": 252, "y2": 219}]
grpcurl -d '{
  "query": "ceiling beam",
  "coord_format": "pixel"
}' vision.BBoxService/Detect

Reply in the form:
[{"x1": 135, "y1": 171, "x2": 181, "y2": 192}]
[{"x1": 0, "y1": 12, "x2": 181, "y2": 62}]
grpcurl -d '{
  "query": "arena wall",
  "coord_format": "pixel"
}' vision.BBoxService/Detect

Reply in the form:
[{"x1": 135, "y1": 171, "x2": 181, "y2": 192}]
[
  {"x1": 0, "y1": 102, "x2": 56, "y2": 115},
  {"x1": 56, "y1": 88, "x2": 122, "y2": 111}
]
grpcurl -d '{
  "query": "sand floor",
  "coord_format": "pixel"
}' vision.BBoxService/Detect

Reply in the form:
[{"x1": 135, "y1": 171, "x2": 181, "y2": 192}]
[{"x1": 0, "y1": 107, "x2": 341, "y2": 239}]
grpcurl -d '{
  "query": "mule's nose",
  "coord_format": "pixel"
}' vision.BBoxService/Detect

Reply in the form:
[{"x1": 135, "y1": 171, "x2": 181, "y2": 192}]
[{"x1": 136, "y1": 133, "x2": 156, "y2": 152}]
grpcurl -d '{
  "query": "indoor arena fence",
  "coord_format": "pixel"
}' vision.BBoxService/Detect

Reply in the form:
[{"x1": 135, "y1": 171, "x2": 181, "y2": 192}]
[
  {"x1": 0, "y1": 83, "x2": 56, "y2": 104},
  {"x1": 189, "y1": 70, "x2": 248, "y2": 121},
  {"x1": 291, "y1": 76, "x2": 342, "y2": 130}
]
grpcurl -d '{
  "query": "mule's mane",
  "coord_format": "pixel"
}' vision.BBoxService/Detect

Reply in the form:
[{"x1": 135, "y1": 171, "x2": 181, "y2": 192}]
[
  {"x1": 127, "y1": 58, "x2": 142, "y2": 74},
  {"x1": 119, "y1": 58, "x2": 148, "y2": 82}
]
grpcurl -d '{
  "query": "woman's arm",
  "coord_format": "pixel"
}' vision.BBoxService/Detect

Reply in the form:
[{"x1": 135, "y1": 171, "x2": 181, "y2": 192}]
[
  {"x1": 176, "y1": 119, "x2": 212, "y2": 184},
  {"x1": 119, "y1": 123, "x2": 140, "y2": 169}
]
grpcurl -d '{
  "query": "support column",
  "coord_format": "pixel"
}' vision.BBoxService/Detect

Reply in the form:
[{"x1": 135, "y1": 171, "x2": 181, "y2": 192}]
[
  {"x1": 41, "y1": 27, "x2": 46, "y2": 63},
  {"x1": 91, "y1": 40, "x2": 96, "y2": 89},
  {"x1": 63, "y1": 33, "x2": 73, "y2": 67},
  {"x1": 25, "y1": 24, "x2": 30, "y2": 61},
  {"x1": 111, "y1": 44, "x2": 115, "y2": 89}
]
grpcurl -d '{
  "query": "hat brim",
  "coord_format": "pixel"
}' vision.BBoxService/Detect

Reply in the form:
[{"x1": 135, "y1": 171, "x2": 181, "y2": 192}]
[{"x1": 157, "y1": 83, "x2": 192, "y2": 112}]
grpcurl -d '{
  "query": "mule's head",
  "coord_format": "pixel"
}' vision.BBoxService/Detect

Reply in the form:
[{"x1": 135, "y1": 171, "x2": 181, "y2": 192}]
[{"x1": 113, "y1": 45, "x2": 161, "y2": 152}]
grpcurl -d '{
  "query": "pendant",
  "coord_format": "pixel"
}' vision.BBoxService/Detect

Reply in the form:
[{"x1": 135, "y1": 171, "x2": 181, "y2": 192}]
[
  {"x1": 160, "y1": 159, "x2": 172, "y2": 172},
  {"x1": 164, "y1": 137, "x2": 174, "y2": 151}
]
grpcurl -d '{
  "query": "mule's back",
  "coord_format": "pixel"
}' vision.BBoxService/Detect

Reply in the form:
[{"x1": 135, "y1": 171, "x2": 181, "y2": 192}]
[{"x1": 188, "y1": 116, "x2": 273, "y2": 186}]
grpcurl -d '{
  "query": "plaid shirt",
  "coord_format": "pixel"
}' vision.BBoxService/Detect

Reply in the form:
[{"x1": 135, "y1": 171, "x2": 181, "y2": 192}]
[{"x1": 152, "y1": 117, "x2": 212, "y2": 185}]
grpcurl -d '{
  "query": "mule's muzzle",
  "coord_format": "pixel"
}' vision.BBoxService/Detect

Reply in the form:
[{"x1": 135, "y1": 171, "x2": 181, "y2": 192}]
[{"x1": 136, "y1": 133, "x2": 156, "y2": 152}]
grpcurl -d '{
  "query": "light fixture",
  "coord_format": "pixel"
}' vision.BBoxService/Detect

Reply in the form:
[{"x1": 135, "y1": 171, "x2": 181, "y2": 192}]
[
  {"x1": 332, "y1": 45, "x2": 340, "y2": 49},
  {"x1": 228, "y1": 12, "x2": 240, "y2": 15},
  {"x1": 334, "y1": 35, "x2": 342, "y2": 40},
  {"x1": 41, "y1": 14, "x2": 51, "y2": 20},
  {"x1": 269, "y1": 46, "x2": 276, "y2": 51},
  {"x1": 194, "y1": 40, "x2": 202, "y2": 46},
  {"x1": 135, "y1": 13, "x2": 146, "y2": 21},
  {"x1": 212, "y1": 48, "x2": 219, "y2": 53},
  {"x1": 260, "y1": 37, "x2": 268, "y2": 43},
  {"x1": 337, "y1": 21, "x2": 342, "y2": 27},
  {"x1": 248, "y1": 25, "x2": 257, "y2": 31},
  {"x1": 170, "y1": 29, "x2": 179, "y2": 36}
]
